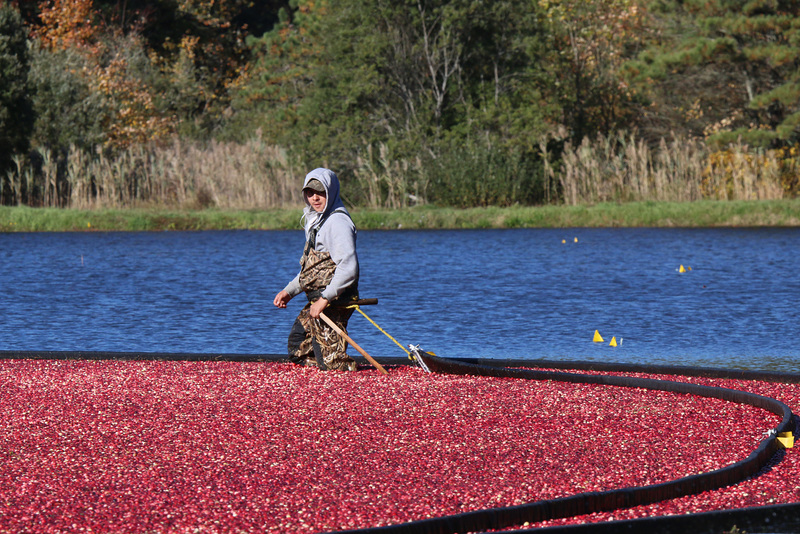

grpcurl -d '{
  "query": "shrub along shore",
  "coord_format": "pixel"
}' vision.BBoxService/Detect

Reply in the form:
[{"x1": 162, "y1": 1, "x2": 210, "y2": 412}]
[{"x1": 1, "y1": 199, "x2": 800, "y2": 233}]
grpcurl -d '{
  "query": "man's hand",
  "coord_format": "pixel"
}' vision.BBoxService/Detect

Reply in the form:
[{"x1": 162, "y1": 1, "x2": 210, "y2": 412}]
[
  {"x1": 309, "y1": 297, "x2": 328, "y2": 318},
  {"x1": 273, "y1": 290, "x2": 292, "y2": 308}
]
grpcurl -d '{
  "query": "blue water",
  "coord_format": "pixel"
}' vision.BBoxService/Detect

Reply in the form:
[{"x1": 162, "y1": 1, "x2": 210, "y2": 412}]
[{"x1": 0, "y1": 228, "x2": 798, "y2": 371}]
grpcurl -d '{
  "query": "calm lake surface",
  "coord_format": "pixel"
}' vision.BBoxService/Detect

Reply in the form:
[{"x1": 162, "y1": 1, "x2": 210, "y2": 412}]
[{"x1": 1, "y1": 228, "x2": 798, "y2": 372}]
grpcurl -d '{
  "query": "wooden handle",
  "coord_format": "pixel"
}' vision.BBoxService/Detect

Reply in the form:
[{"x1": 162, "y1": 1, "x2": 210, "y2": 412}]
[{"x1": 318, "y1": 311, "x2": 388, "y2": 375}]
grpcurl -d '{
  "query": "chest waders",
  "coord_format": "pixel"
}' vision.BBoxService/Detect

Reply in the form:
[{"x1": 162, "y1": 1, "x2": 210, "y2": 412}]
[{"x1": 287, "y1": 209, "x2": 359, "y2": 371}]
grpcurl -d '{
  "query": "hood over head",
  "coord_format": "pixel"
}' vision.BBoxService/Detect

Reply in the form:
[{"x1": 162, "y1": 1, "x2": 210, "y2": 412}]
[{"x1": 302, "y1": 168, "x2": 347, "y2": 225}]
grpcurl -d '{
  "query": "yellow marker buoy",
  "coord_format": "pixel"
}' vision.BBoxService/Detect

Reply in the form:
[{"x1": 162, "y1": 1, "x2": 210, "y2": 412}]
[
  {"x1": 562, "y1": 239, "x2": 566, "y2": 244},
  {"x1": 609, "y1": 336, "x2": 617, "y2": 347},
  {"x1": 679, "y1": 265, "x2": 686, "y2": 273},
  {"x1": 593, "y1": 330, "x2": 604, "y2": 343},
  {"x1": 574, "y1": 237, "x2": 578, "y2": 243}
]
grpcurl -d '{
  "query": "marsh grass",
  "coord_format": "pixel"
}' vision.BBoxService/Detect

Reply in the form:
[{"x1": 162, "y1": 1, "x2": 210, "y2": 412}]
[
  {"x1": 3, "y1": 133, "x2": 798, "y2": 211},
  {"x1": 2, "y1": 199, "x2": 799, "y2": 232},
  {"x1": 5, "y1": 135, "x2": 300, "y2": 210},
  {"x1": 354, "y1": 135, "x2": 798, "y2": 207},
  {"x1": 556, "y1": 134, "x2": 797, "y2": 205}
]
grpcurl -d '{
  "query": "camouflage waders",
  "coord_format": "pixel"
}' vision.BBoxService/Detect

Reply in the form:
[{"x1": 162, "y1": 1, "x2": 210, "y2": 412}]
[{"x1": 288, "y1": 246, "x2": 358, "y2": 371}]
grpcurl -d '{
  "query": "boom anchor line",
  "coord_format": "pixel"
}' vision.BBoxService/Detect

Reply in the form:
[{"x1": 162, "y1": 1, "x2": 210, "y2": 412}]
[{"x1": 335, "y1": 299, "x2": 433, "y2": 374}]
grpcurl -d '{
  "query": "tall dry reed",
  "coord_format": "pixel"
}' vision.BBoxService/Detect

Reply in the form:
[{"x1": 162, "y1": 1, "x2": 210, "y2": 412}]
[
  {"x1": 555, "y1": 133, "x2": 790, "y2": 205},
  {"x1": 5, "y1": 132, "x2": 795, "y2": 209},
  {"x1": 7, "y1": 134, "x2": 300, "y2": 210},
  {"x1": 353, "y1": 143, "x2": 424, "y2": 208},
  {"x1": 702, "y1": 143, "x2": 787, "y2": 201}
]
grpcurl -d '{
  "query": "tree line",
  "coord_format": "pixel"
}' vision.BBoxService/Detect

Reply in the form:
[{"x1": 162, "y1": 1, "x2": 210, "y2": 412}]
[{"x1": 1, "y1": 0, "x2": 799, "y2": 209}]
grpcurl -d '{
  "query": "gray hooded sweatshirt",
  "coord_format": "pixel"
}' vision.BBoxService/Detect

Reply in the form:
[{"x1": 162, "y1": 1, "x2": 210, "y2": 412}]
[{"x1": 282, "y1": 168, "x2": 359, "y2": 301}]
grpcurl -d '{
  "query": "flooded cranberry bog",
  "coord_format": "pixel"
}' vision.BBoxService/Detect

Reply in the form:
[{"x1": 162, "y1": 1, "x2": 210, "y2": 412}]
[{"x1": 0, "y1": 352, "x2": 798, "y2": 533}]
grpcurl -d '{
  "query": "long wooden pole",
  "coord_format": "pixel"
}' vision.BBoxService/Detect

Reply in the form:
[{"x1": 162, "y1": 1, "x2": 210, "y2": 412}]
[{"x1": 318, "y1": 311, "x2": 388, "y2": 375}]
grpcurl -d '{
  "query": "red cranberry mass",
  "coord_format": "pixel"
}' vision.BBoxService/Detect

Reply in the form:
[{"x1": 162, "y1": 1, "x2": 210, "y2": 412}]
[{"x1": 0, "y1": 360, "x2": 795, "y2": 533}]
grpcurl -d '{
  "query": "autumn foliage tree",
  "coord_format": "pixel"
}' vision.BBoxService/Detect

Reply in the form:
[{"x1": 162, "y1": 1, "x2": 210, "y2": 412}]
[
  {"x1": 35, "y1": 0, "x2": 96, "y2": 49},
  {"x1": 31, "y1": 0, "x2": 267, "y2": 148},
  {"x1": 97, "y1": 0, "x2": 278, "y2": 138},
  {"x1": 32, "y1": 0, "x2": 175, "y2": 150},
  {"x1": 536, "y1": 0, "x2": 649, "y2": 144}
]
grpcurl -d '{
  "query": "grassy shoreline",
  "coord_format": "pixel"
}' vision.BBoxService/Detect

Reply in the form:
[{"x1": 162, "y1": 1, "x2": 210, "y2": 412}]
[{"x1": 1, "y1": 199, "x2": 800, "y2": 232}]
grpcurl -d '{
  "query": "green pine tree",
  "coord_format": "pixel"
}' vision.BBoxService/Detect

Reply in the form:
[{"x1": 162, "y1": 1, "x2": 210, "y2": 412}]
[
  {"x1": 0, "y1": 4, "x2": 34, "y2": 204},
  {"x1": 628, "y1": 0, "x2": 800, "y2": 147}
]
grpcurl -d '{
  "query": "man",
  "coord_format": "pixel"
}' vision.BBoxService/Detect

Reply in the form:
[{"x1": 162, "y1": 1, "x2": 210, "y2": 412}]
[{"x1": 273, "y1": 168, "x2": 360, "y2": 371}]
